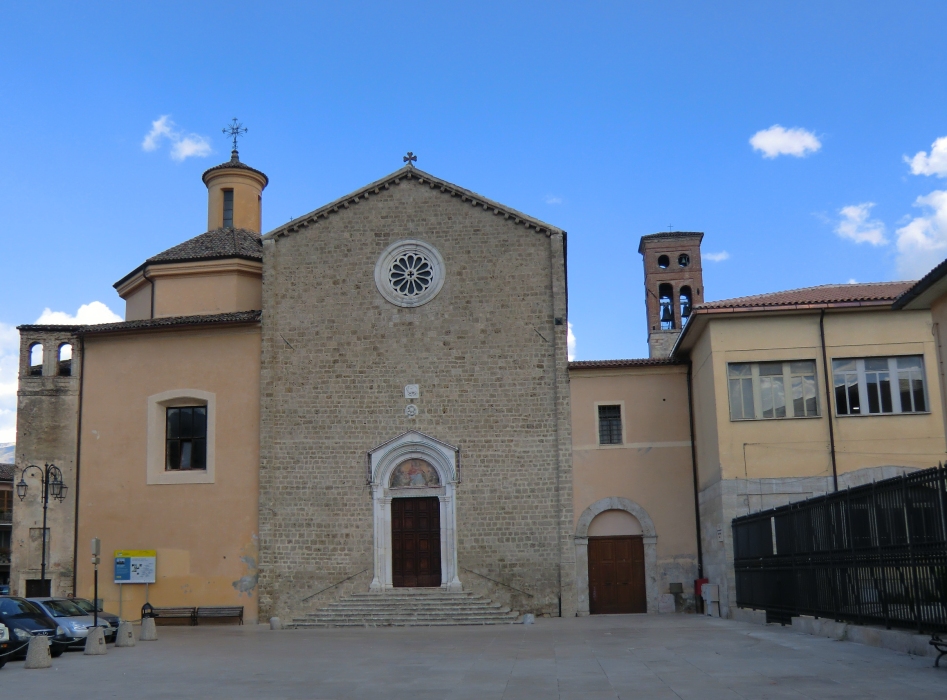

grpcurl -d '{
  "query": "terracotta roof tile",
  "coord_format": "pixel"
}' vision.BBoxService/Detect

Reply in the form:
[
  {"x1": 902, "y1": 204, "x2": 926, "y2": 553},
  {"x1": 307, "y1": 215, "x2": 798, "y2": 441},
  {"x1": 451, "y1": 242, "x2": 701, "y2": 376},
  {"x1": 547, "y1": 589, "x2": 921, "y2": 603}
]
[
  {"x1": 569, "y1": 358, "x2": 683, "y2": 369},
  {"x1": 147, "y1": 227, "x2": 262, "y2": 264},
  {"x1": 697, "y1": 282, "x2": 914, "y2": 310},
  {"x1": 201, "y1": 151, "x2": 268, "y2": 186},
  {"x1": 19, "y1": 311, "x2": 261, "y2": 335}
]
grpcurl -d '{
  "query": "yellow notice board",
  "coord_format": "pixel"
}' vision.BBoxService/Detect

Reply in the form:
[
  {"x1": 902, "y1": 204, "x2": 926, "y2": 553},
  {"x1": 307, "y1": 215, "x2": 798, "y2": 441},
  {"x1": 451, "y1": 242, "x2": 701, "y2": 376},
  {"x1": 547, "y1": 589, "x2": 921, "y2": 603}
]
[{"x1": 114, "y1": 550, "x2": 157, "y2": 584}]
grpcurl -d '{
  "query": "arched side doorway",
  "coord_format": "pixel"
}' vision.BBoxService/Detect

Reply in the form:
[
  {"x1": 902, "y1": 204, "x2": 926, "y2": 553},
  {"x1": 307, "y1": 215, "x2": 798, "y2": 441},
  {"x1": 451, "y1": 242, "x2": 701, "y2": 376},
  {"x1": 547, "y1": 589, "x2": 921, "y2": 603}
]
[
  {"x1": 368, "y1": 431, "x2": 462, "y2": 592},
  {"x1": 575, "y1": 497, "x2": 658, "y2": 615}
]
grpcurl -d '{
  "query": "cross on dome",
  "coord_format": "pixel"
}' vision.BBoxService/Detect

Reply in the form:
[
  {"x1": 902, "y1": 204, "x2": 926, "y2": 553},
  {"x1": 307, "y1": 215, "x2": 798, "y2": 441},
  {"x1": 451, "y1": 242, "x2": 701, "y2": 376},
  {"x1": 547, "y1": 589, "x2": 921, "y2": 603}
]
[{"x1": 223, "y1": 118, "x2": 248, "y2": 153}]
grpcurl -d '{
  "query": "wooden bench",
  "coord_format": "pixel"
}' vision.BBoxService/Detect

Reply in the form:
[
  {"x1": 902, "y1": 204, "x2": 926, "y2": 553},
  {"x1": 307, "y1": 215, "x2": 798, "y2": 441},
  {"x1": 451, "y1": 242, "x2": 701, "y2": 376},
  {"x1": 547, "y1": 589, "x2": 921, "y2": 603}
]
[
  {"x1": 931, "y1": 634, "x2": 947, "y2": 667},
  {"x1": 150, "y1": 606, "x2": 197, "y2": 626},
  {"x1": 196, "y1": 606, "x2": 244, "y2": 625}
]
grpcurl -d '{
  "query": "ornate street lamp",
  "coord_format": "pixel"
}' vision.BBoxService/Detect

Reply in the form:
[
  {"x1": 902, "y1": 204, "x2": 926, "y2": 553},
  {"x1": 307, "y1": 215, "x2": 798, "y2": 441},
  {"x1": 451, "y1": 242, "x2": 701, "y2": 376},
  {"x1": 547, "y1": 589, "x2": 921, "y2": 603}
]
[{"x1": 17, "y1": 463, "x2": 67, "y2": 596}]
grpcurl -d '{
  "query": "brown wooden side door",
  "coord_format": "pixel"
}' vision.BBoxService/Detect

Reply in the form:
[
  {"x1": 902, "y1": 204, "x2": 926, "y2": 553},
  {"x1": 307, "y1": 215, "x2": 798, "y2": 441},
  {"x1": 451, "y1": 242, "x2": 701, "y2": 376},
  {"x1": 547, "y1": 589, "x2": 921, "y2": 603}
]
[
  {"x1": 588, "y1": 535, "x2": 646, "y2": 614},
  {"x1": 392, "y1": 496, "x2": 442, "y2": 587}
]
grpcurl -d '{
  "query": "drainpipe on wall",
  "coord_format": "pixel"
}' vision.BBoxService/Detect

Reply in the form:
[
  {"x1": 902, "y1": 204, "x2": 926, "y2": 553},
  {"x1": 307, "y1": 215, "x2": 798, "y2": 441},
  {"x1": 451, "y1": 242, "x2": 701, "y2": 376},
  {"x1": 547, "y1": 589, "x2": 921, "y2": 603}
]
[
  {"x1": 819, "y1": 310, "x2": 839, "y2": 492},
  {"x1": 71, "y1": 335, "x2": 85, "y2": 596},
  {"x1": 686, "y1": 360, "x2": 704, "y2": 578},
  {"x1": 143, "y1": 268, "x2": 155, "y2": 319}
]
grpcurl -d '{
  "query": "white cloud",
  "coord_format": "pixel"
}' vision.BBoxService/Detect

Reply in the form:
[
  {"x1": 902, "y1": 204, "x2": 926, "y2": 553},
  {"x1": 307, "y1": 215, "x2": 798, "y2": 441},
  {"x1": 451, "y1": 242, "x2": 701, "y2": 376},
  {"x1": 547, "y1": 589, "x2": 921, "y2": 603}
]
[
  {"x1": 835, "y1": 203, "x2": 887, "y2": 246},
  {"x1": 704, "y1": 251, "x2": 730, "y2": 262},
  {"x1": 35, "y1": 301, "x2": 123, "y2": 325},
  {"x1": 567, "y1": 322, "x2": 576, "y2": 362},
  {"x1": 906, "y1": 136, "x2": 947, "y2": 178},
  {"x1": 894, "y1": 190, "x2": 947, "y2": 279},
  {"x1": 848, "y1": 279, "x2": 858, "y2": 284},
  {"x1": 142, "y1": 115, "x2": 212, "y2": 161},
  {"x1": 170, "y1": 135, "x2": 212, "y2": 161},
  {"x1": 544, "y1": 195, "x2": 563, "y2": 205},
  {"x1": 142, "y1": 115, "x2": 174, "y2": 151},
  {"x1": 750, "y1": 125, "x2": 822, "y2": 159}
]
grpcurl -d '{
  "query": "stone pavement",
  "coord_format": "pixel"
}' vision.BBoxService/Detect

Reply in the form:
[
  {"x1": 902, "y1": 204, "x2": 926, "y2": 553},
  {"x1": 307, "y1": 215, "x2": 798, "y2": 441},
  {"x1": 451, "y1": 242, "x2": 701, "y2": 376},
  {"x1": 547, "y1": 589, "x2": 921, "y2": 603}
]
[{"x1": 2, "y1": 614, "x2": 944, "y2": 698}]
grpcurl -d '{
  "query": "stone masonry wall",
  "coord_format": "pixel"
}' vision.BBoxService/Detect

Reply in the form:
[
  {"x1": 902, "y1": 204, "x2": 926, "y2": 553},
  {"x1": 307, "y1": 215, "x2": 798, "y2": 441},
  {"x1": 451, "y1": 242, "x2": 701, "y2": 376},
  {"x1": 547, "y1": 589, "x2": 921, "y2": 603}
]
[
  {"x1": 258, "y1": 175, "x2": 575, "y2": 620},
  {"x1": 11, "y1": 328, "x2": 81, "y2": 597}
]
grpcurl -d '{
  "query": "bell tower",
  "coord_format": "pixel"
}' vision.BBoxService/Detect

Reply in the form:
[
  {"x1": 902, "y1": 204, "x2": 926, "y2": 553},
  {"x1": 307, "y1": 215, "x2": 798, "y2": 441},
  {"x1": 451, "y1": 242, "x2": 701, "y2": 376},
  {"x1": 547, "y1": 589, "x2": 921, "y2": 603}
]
[{"x1": 638, "y1": 232, "x2": 704, "y2": 358}]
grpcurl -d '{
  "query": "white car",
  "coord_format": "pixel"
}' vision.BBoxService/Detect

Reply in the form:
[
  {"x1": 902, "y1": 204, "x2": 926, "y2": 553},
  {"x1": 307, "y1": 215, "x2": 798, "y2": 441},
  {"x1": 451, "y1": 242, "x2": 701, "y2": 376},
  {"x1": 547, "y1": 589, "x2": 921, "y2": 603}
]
[
  {"x1": 28, "y1": 598, "x2": 114, "y2": 646},
  {"x1": 0, "y1": 622, "x2": 9, "y2": 669}
]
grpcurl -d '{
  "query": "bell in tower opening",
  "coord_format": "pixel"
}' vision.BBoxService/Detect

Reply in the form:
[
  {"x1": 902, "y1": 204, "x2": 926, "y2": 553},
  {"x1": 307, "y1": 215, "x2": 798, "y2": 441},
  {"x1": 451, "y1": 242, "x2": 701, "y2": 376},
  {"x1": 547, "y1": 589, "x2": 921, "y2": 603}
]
[{"x1": 638, "y1": 232, "x2": 704, "y2": 358}]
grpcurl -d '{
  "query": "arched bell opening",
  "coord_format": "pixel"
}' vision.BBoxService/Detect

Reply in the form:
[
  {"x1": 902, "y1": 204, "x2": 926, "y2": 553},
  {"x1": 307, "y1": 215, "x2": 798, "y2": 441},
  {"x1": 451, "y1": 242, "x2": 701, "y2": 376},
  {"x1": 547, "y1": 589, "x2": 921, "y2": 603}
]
[{"x1": 658, "y1": 283, "x2": 675, "y2": 330}]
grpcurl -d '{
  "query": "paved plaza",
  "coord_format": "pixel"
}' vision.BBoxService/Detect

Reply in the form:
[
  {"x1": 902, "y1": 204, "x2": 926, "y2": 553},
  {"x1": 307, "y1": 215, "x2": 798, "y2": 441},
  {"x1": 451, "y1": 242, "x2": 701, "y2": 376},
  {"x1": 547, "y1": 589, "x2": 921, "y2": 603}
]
[{"x1": 2, "y1": 614, "x2": 944, "y2": 698}]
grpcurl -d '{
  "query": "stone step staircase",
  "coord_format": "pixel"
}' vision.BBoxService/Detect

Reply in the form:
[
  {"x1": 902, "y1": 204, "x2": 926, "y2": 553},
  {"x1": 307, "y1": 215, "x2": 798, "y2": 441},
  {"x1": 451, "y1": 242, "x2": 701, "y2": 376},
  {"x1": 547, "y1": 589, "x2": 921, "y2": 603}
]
[{"x1": 291, "y1": 589, "x2": 520, "y2": 628}]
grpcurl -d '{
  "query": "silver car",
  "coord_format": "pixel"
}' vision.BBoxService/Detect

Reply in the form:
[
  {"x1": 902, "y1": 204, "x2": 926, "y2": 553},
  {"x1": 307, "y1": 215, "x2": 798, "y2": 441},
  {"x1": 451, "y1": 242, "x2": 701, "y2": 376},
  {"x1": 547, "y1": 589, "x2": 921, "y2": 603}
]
[
  {"x1": 28, "y1": 598, "x2": 115, "y2": 646},
  {"x1": 70, "y1": 597, "x2": 121, "y2": 630}
]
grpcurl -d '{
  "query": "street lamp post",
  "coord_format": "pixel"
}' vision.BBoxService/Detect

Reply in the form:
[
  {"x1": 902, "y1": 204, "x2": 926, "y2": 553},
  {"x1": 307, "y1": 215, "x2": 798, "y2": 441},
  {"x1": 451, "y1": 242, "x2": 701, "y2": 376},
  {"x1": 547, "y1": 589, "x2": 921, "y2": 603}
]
[{"x1": 17, "y1": 463, "x2": 67, "y2": 595}]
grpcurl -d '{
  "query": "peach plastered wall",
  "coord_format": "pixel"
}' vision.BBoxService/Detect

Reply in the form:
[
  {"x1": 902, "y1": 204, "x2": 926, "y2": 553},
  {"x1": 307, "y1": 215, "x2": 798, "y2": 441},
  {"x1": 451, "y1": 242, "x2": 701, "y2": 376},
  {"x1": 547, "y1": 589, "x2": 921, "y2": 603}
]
[
  {"x1": 691, "y1": 308, "x2": 945, "y2": 488},
  {"x1": 74, "y1": 323, "x2": 261, "y2": 622},
  {"x1": 570, "y1": 364, "x2": 698, "y2": 562}
]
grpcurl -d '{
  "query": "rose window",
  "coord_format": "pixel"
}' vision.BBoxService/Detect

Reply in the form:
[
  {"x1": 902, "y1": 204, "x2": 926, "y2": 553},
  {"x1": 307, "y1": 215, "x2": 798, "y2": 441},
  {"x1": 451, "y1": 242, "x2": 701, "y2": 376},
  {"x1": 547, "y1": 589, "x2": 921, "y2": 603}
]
[
  {"x1": 389, "y1": 253, "x2": 434, "y2": 297},
  {"x1": 374, "y1": 240, "x2": 445, "y2": 307}
]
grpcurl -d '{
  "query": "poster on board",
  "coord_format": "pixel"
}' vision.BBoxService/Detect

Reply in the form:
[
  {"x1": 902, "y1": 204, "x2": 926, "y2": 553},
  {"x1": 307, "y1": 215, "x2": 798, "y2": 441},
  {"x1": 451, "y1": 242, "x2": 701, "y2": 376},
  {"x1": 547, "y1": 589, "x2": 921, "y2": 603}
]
[{"x1": 114, "y1": 550, "x2": 156, "y2": 584}]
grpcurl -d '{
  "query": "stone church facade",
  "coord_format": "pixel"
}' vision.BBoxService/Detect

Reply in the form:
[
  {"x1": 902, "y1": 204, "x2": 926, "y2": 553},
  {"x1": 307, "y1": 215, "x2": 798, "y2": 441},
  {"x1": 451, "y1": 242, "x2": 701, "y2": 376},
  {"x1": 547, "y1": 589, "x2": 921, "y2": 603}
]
[{"x1": 258, "y1": 166, "x2": 576, "y2": 618}]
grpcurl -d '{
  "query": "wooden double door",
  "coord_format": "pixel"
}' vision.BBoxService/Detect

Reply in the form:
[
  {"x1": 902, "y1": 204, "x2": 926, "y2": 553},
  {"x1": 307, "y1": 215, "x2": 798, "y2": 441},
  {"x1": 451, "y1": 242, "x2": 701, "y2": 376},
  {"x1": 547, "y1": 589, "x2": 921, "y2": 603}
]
[
  {"x1": 392, "y1": 496, "x2": 442, "y2": 587},
  {"x1": 588, "y1": 535, "x2": 646, "y2": 614}
]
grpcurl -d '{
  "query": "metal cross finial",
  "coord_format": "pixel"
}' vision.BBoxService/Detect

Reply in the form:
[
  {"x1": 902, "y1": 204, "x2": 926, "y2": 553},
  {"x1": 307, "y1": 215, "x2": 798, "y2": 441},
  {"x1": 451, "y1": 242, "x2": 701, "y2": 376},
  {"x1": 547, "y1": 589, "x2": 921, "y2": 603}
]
[
  {"x1": 403, "y1": 151, "x2": 417, "y2": 166},
  {"x1": 223, "y1": 118, "x2": 248, "y2": 152},
  {"x1": 668, "y1": 224, "x2": 673, "y2": 233}
]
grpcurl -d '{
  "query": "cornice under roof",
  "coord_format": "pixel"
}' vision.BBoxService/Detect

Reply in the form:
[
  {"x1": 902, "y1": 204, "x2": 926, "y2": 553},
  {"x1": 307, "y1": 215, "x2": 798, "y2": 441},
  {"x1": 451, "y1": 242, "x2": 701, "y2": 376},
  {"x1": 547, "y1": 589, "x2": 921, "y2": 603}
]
[{"x1": 264, "y1": 164, "x2": 564, "y2": 241}]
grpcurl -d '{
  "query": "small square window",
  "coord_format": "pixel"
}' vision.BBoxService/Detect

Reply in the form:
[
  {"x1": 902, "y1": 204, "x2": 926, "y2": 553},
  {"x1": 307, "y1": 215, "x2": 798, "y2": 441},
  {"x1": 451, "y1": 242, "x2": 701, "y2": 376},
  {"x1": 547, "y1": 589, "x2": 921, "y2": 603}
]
[{"x1": 598, "y1": 405, "x2": 622, "y2": 445}]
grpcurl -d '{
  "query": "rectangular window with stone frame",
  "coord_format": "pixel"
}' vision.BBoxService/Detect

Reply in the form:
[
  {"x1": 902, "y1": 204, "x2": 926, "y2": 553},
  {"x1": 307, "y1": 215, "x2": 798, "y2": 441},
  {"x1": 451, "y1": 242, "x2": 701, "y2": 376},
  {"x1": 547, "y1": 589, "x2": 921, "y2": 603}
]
[
  {"x1": 598, "y1": 405, "x2": 623, "y2": 445},
  {"x1": 166, "y1": 406, "x2": 207, "y2": 470}
]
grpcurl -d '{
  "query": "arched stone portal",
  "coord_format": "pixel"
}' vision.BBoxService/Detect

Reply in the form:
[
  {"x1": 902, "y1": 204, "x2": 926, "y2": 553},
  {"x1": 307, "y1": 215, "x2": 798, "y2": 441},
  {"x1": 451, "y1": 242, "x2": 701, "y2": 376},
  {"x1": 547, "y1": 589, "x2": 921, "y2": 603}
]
[
  {"x1": 368, "y1": 431, "x2": 462, "y2": 592},
  {"x1": 575, "y1": 497, "x2": 658, "y2": 615}
]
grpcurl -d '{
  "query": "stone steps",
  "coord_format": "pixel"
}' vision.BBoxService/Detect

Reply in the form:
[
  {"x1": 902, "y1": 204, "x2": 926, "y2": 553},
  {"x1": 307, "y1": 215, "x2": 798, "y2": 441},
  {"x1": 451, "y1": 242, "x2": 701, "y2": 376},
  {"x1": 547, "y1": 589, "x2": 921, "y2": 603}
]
[{"x1": 291, "y1": 588, "x2": 520, "y2": 628}]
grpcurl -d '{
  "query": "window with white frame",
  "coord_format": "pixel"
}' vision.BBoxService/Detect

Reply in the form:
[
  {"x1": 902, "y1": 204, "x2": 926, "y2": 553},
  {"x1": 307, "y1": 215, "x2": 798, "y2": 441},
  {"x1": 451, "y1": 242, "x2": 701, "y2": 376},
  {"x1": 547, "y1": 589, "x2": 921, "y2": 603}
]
[
  {"x1": 832, "y1": 356, "x2": 928, "y2": 416},
  {"x1": 728, "y1": 360, "x2": 819, "y2": 421}
]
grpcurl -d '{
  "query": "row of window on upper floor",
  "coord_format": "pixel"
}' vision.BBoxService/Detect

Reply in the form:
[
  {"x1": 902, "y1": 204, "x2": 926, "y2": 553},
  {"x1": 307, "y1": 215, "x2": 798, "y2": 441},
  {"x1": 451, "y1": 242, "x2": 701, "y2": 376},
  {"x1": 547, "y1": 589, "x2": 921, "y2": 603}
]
[
  {"x1": 26, "y1": 342, "x2": 73, "y2": 377},
  {"x1": 594, "y1": 353, "x2": 932, "y2": 446},
  {"x1": 727, "y1": 355, "x2": 928, "y2": 421}
]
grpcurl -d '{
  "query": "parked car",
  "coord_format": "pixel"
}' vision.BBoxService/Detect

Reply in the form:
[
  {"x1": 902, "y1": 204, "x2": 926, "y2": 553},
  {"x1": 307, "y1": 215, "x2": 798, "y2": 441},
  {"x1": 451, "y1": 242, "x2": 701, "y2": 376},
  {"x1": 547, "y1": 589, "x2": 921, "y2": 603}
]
[
  {"x1": 28, "y1": 598, "x2": 115, "y2": 646},
  {"x1": 0, "y1": 597, "x2": 68, "y2": 658},
  {"x1": 0, "y1": 622, "x2": 10, "y2": 669},
  {"x1": 0, "y1": 585, "x2": 10, "y2": 595},
  {"x1": 71, "y1": 597, "x2": 121, "y2": 630}
]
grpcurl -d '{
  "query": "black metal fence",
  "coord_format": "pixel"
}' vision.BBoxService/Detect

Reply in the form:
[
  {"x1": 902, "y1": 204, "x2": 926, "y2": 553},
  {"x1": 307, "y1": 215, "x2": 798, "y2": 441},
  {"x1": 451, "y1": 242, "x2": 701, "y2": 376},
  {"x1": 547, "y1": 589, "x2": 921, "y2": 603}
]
[{"x1": 733, "y1": 465, "x2": 947, "y2": 633}]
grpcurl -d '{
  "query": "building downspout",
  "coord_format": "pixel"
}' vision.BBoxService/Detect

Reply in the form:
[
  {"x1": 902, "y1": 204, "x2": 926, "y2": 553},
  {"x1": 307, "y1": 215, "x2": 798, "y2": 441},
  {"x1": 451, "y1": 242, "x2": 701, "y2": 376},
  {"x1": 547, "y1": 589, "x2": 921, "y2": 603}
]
[
  {"x1": 686, "y1": 360, "x2": 703, "y2": 578},
  {"x1": 819, "y1": 310, "x2": 839, "y2": 492},
  {"x1": 71, "y1": 335, "x2": 85, "y2": 595},
  {"x1": 143, "y1": 268, "x2": 155, "y2": 319}
]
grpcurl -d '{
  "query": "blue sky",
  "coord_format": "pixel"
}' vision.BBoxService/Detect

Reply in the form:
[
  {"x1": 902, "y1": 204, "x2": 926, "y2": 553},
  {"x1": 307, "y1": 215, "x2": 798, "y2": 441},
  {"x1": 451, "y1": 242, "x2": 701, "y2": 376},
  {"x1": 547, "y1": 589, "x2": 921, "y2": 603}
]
[{"x1": 2, "y1": 1, "x2": 947, "y2": 441}]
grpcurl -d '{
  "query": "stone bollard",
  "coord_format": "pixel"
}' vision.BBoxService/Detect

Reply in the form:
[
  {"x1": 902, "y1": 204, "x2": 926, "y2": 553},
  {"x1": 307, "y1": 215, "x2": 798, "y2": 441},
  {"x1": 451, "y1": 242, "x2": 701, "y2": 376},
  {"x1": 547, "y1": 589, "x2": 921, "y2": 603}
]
[
  {"x1": 269, "y1": 617, "x2": 282, "y2": 630},
  {"x1": 84, "y1": 627, "x2": 107, "y2": 655},
  {"x1": 139, "y1": 617, "x2": 158, "y2": 641},
  {"x1": 24, "y1": 635, "x2": 52, "y2": 669},
  {"x1": 115, "y1": 621, "x2": 136, "y2": 647},
  {"x1": 521, "y1": 613, "x2": 535, "y2": 625}
]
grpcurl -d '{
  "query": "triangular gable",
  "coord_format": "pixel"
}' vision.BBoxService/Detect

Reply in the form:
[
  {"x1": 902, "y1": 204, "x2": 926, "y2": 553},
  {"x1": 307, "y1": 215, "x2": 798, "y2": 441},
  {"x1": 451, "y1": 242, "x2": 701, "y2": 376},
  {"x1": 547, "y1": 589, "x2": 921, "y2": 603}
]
[{"x1": 263, "y1": 164, "x2": 564, "y2": 241}]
